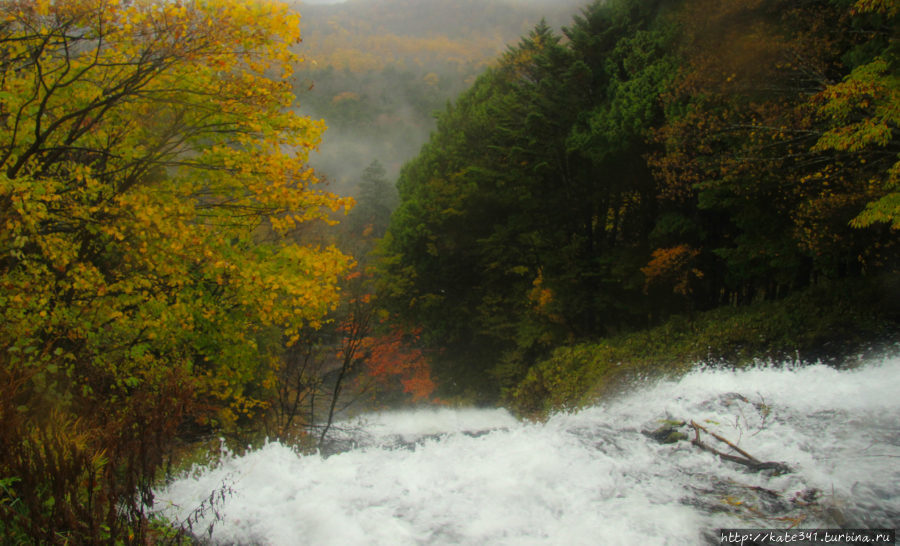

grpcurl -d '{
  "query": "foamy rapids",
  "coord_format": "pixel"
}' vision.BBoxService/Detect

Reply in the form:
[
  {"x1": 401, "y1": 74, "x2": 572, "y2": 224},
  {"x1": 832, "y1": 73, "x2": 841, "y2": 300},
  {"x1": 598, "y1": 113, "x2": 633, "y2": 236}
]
[{"x1": 154, "y1": 355, "x2": 900, "y2": 545}]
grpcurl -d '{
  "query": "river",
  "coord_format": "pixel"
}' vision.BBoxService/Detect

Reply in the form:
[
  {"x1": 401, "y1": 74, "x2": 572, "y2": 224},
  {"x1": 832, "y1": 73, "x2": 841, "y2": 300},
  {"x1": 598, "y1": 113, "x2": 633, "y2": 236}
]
[{"x1": 154, "y1": 355, "x2": 900, "y2": 545}]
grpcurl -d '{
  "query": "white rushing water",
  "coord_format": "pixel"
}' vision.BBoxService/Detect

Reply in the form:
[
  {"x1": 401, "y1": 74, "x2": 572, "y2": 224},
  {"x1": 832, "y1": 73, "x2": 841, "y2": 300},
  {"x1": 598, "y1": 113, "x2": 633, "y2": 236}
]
[{"x1": 155, "y1": 356, "x2": 900, "y2": 545}]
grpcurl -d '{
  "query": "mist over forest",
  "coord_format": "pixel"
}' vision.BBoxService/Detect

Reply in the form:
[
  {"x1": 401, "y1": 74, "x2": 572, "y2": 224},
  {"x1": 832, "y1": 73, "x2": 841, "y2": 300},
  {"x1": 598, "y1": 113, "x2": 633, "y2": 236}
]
[{"x1": 288, "y1": 0, "x2": 586, "y2": 191}]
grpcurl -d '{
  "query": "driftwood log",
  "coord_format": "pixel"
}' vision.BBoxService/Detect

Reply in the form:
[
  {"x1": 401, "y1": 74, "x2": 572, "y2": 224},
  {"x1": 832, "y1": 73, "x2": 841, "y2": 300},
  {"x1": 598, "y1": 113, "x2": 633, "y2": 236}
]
[{"x1": 689, "y1": 420, "x2": 792, "y2": 474}]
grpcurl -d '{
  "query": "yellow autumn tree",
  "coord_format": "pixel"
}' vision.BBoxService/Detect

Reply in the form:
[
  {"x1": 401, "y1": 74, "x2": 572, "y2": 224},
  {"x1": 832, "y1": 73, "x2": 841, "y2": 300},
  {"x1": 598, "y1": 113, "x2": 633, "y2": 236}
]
[
  {"x1": 0, "y1": 0, "x2": 351, "y2": 541},
  {"x1": 811, "y1": 0, "x2": 899, "y2": 230}
]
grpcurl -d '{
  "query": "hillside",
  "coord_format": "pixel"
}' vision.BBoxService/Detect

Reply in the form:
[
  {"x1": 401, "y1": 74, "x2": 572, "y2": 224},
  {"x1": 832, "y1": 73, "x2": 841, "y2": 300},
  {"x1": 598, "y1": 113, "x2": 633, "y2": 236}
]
[
  {"x1": 374, "y1": 0, "x2": 900, "y2": 403},
  {"x1": 287, "y1": 0, "x2": 585, "y2": 188}
]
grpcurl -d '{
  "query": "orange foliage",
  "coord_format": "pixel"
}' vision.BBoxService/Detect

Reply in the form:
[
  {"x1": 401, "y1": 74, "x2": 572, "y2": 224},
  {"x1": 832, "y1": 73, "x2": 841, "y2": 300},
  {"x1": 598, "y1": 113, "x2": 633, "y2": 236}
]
[
  {"x1": 642, "y1": 245, "x2": 704, "y2": 296},
  {"x1": 361, "y1": 327, "x2": 435, "y2": 401}
]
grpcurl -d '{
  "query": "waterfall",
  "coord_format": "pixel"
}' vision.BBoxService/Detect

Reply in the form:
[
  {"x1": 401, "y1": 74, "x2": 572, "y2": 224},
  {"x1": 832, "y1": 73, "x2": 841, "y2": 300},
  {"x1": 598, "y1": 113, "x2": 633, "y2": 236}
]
[{"x1": 155, "y1": 355, "x2": 900, "y2": 545}]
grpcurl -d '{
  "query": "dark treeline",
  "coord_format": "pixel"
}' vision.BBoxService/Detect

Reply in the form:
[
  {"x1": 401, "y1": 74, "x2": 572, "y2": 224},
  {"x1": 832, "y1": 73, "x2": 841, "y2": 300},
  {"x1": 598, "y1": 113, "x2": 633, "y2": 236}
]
[{"x1": 376, "y1": 0, "x2": 900, "y2": 401}]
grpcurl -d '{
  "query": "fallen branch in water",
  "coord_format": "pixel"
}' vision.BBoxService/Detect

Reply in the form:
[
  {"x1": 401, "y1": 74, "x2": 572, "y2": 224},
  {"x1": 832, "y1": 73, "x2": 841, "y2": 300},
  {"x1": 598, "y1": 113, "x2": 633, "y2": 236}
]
[{"x1": 690, "y1": 420, "x2": 792, "y2": 474}]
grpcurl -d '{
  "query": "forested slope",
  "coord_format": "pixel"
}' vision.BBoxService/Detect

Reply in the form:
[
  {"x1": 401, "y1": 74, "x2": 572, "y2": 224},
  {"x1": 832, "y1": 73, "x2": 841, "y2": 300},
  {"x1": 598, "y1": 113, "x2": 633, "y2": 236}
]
[{"x1": 377, "y1": 0, "x2": 900, "y2": 402}]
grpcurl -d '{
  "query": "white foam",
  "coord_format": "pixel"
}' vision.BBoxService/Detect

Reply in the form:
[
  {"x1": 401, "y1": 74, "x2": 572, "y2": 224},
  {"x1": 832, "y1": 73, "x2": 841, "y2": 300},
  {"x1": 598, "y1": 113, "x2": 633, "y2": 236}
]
[
  {"x1": 155, "y1": 355, "x2": 900, "y2": 544},
  {"x1": 330, "y1": 406, "x2": 519, "y2": 445}
]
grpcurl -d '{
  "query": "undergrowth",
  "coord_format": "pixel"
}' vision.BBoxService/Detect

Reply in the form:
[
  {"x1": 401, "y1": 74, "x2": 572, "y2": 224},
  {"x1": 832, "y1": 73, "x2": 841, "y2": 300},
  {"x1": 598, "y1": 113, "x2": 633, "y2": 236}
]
[{"x1": 511, "y1": 276, "x2": 900, "y2": 416}]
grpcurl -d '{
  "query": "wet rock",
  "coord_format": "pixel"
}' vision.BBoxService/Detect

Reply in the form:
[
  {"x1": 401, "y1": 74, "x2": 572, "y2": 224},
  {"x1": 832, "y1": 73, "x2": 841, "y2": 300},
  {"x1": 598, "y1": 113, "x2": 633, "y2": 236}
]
[{"x1": 643, "y1": 419, "x2": 688, "y2": 444}]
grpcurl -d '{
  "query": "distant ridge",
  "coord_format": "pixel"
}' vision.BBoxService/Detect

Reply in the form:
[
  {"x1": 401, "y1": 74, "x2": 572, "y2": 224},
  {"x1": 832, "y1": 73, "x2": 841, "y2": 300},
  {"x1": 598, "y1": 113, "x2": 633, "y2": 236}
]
[
  {"x1": 293, "y1": 0, "x2": 586, "y2": 71},
  {"x1": 286, "y1": 0, "x2": 587, "y2": 186}
]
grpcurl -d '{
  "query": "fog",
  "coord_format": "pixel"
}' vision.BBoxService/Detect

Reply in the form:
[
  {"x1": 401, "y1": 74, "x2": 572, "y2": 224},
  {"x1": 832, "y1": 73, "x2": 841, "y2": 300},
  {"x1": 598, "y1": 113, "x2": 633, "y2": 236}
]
[
  {"x1": 300, "y1": 0, "x2": 582, "y2": 5},
  {"x1": 288, "y1": 0, "x2": 587, "y2": 194}
]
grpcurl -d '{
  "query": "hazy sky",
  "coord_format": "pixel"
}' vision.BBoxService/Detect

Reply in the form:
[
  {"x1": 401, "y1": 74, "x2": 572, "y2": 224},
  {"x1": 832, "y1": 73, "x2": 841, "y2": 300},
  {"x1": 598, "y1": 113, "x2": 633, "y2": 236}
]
[{"x1": 299, "y1": 0, "x2": 568, "y2": 4}]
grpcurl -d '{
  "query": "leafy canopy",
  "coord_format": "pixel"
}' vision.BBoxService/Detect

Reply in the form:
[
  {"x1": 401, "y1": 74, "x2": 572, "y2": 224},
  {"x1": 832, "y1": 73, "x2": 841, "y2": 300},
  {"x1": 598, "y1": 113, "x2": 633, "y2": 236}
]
[{"x1": 0, "y1": 0, "x2": 352, "y2": 540}]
